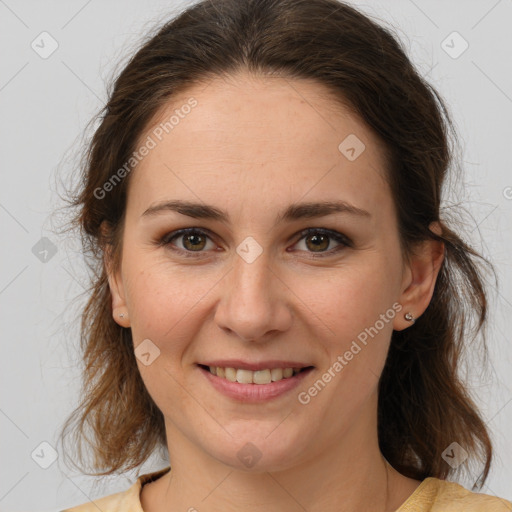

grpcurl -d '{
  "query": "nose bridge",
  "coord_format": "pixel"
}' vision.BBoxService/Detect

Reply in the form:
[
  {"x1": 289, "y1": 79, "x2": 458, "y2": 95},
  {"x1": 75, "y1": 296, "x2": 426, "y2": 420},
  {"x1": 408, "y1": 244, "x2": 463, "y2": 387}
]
[
  {"x1": 230, "y1": 243, "x2": 275, "y2": 310},
  {"x1": 229, "y1": 231, "x2": 272, "y2": 291}
]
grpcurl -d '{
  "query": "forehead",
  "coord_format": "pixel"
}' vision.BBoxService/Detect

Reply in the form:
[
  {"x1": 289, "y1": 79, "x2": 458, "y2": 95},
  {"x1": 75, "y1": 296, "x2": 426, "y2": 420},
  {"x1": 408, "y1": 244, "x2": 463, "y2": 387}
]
[{"x1": 126, "y1": 71, "x2": 392, "y2": 224}]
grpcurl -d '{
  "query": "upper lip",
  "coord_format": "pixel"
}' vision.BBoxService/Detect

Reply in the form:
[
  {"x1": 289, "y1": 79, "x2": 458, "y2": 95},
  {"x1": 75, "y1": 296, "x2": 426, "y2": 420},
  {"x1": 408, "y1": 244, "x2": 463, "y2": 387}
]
[{"x1": 198, "y1": 360, "x2": 314, "y2": 371}]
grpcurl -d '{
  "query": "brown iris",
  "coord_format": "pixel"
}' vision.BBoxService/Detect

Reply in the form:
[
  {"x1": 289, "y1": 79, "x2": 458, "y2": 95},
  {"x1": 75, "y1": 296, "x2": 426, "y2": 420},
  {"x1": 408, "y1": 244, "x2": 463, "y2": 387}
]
[
  {"x1": 305, "y1": 233, "x2": 329, "y2": 252},
  {"x1": 182, "y1": 233, "x2": 207, "y2": 251}
]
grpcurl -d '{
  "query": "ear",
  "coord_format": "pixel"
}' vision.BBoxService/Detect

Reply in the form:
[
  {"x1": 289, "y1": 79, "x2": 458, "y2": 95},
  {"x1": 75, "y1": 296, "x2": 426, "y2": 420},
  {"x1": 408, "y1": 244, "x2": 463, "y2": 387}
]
[
  {"x1": 101, "y1": 221, "x2": 131, "y2": 328},
  {"x1": 393, "y1": 222, "x2": 445, "y2": 331}
]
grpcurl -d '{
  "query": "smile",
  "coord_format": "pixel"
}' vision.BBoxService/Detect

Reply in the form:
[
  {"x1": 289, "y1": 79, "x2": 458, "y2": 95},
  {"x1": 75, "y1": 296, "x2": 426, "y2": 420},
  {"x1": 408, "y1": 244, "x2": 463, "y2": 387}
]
[
  {"x1": 202, "y1": 365, "x2": 310, "y2": 384},
  {"x1": 197, "y1": 364, "x2": 315, "y2": 402}
]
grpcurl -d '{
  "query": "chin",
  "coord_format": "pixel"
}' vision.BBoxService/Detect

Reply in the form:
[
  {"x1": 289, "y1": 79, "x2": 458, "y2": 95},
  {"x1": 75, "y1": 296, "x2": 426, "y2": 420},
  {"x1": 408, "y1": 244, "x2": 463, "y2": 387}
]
[{"x1": 204, "y1": 426, "x2": 311, "y2": 473}]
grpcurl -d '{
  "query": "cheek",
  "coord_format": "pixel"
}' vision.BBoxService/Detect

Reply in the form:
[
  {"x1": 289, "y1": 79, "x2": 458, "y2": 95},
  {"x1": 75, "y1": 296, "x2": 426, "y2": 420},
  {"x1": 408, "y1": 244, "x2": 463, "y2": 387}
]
[
  {"x1": 291, "y1": 258, "x2": 398, "y2": 339},
  {"x1": 123, "y1": 258, "x2": 217, "y2": 344},
  {"x1": 290, "y1": 257, "x2": 400, "y2": 405},
  {"x1": 297, "y1": 273, "x2": 397, "y2": 422}
]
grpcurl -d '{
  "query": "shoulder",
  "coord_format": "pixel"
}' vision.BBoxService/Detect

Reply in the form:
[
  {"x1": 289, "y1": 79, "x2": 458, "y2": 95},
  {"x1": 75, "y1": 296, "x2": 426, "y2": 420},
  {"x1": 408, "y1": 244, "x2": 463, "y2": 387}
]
[
  {"x1": 60, "y1": 486, "x2": 135, "y2": 512},
  {"x1": 60, "y1": 467, "x2": 171, "y2": 512},
  {"x1": 399, "y1": 476, "x2": 512, "y2": 512}
]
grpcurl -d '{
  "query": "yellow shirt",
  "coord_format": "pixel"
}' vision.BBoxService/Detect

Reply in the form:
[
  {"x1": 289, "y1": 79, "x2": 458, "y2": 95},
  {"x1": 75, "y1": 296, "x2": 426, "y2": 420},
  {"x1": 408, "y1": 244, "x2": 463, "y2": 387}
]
[{"x1": 62, "y1": 466, "x2": 512, "y2": 511}]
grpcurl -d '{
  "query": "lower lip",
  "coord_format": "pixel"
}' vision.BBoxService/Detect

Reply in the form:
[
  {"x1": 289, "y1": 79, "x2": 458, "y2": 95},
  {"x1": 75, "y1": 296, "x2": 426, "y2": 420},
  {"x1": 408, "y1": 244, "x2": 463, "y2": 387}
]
[{"x1": 198, "y1": 365, "x2": 314, "y2": 402}]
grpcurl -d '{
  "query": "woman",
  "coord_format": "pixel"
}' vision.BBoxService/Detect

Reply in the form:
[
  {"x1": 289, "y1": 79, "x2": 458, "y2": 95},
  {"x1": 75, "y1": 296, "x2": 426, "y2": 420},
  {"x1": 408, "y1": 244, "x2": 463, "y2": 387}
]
[{"x1": 59, "y1": 0, "x2": 511, "y2": 510}]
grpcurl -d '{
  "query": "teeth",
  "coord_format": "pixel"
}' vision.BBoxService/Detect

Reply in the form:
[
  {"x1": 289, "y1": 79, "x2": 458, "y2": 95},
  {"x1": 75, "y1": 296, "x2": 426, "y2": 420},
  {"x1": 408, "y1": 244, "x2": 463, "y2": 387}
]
[
  {"x1": 253, "y1": 369, "x2": 271, "y2": 384},
  {"x1": 225, "y1": 367, "x2": 237, "y2": 382},
  {"x1": 207, "y1": 365, "x2": 304, "y2": 384},
  {"x1": 270, "y1": 368, "x2": 283, "y2": 381}
]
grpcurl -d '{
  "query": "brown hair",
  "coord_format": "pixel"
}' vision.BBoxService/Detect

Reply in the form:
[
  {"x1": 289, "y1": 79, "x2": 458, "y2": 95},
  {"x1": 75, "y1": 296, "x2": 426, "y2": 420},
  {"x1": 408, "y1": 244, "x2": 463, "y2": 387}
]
[{"x1": 59, "y1": 0, "x2": 497, "y2": 489}]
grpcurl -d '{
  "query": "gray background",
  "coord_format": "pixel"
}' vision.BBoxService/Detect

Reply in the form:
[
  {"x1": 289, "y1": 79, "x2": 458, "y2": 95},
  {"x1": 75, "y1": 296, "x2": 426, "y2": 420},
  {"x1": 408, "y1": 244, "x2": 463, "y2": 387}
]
[{"x1": 1, "y1": 0, "x2": 511, "y2": 510}]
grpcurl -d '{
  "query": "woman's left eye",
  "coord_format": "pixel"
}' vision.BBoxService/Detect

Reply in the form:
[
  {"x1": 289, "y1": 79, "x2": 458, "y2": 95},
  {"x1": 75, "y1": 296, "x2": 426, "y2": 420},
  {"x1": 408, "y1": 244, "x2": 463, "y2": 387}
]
[
  {"x1": 292, "y1": 228, "x2": 351, "y2": 256},
  {"x1": 159, "y1": 227, "x2": 351, "y2": 258}
]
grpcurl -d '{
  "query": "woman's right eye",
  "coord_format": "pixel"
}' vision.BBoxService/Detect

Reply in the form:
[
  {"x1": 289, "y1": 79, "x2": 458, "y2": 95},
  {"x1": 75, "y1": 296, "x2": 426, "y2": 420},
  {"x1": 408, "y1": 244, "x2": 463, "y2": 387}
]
[{"x1": 160, "y1": 228, "x2": 217, "y2": 257}]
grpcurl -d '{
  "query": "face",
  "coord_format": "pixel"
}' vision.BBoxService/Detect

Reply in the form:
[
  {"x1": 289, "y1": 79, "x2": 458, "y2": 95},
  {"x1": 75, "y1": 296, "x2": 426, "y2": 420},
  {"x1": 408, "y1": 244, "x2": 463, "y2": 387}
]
[{"x1": 107, "y1": 71, "x2": 433, "y2": 472}]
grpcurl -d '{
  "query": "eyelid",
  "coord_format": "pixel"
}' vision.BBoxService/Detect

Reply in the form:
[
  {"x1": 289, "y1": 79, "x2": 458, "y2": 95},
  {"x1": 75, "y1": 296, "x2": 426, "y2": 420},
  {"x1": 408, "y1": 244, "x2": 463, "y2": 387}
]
[
  {"x1": 159, "y1": 227, "x2": 218, "y2": 257},
  {"x1": 294, "y1": 228, "x2": 351, "y2": 247},
  {"x1": 159, "y1": 227, "x2": 351, "y2": 257}
]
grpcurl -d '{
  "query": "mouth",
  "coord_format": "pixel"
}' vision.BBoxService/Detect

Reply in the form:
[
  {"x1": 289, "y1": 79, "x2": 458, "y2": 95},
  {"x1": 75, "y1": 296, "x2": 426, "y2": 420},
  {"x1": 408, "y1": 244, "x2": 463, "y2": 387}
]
[
  {"x1": 197, "y1": 364, "x2": 314, "y2": 384},
  {"x1": 196, "y1": 363, "x2": 315, "y2": 402}
]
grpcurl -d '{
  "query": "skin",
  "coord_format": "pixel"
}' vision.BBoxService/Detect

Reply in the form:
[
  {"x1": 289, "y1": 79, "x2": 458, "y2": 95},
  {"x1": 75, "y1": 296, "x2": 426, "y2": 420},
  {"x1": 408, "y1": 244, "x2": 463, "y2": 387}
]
[{"x1": 106, "y1": 71, "x2": 444, "y2": 512}]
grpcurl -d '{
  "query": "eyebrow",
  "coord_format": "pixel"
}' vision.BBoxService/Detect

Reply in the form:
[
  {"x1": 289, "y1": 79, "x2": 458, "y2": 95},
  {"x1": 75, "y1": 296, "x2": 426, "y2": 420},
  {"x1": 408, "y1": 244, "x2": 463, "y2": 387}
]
[{"x1": 141, "y1": 199, "x2": 371, "y2": 223}]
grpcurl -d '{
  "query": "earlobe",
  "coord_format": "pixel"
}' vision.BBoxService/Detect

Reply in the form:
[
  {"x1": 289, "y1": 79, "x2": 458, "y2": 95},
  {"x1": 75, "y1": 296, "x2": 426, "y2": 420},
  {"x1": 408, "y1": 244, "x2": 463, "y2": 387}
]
[
  {"x1": 102, "y1": 223, "x2": 131, "y2": 328},
  {"x1": 107, "y1": 269, "x2": 131, "y2": 328},
  {"x1": 393, "y1": 223, "x2": 445, "y2": 331}
]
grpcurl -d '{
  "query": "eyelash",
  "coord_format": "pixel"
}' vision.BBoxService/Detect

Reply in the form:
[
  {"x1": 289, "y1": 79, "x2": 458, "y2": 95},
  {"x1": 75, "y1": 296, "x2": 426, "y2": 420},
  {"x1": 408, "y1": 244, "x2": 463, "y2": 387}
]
[{"x1": 159, "y1": 227, "x2": 352, "y2": 259}]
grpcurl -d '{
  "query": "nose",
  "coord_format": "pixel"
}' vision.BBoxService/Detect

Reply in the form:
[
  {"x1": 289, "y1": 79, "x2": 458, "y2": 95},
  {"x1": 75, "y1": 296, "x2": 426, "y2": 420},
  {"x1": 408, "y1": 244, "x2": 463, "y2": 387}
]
[{"x1": 213, "y1": 248, "x2": 293, "y2": 342}]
